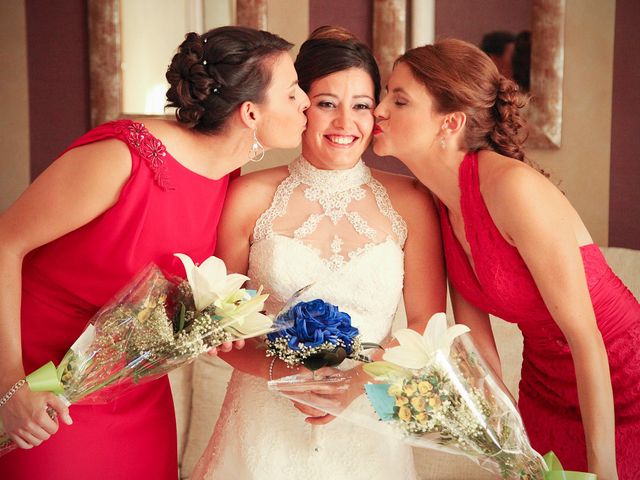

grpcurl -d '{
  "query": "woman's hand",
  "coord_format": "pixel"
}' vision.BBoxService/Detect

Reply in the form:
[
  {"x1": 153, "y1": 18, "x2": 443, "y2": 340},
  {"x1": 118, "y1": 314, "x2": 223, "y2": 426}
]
[
  {"x1": 206, "y1": 338, "x2": 246, "y2": 356},
  {"x1": 283, "y1": 366, "x2": 367, "y2": 425},
  {"x1": 0, "y1": 387, "x2": 72, "y2": 449}
]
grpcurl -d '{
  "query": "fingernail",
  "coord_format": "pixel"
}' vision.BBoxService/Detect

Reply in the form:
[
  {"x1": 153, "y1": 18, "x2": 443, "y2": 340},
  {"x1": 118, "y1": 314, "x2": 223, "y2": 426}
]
[{"x1": 64, "y1": 415, "x2": 73, "y2": 425}]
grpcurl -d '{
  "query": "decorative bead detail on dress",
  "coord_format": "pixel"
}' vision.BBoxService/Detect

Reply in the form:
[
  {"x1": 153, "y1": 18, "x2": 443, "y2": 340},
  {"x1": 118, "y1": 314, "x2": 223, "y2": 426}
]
[{"x1": 113, "y1": 120, "x2": 175, "y2": 191}]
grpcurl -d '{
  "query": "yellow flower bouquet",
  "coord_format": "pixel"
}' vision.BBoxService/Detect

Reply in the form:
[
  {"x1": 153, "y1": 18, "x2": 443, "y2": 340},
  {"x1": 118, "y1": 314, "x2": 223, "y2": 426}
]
[{"x1": 269, "y1": 313, "x2": 593, "y2": 479}]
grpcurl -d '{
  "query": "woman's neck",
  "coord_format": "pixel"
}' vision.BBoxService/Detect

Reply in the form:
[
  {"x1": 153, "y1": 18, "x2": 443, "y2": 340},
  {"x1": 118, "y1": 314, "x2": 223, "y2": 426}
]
[
  {"x1": 150, "y1": 118, "x2": 254, "y2": 180},
  {"x1": 405, "y1": 149, "x2": 466, "y2": 211}
]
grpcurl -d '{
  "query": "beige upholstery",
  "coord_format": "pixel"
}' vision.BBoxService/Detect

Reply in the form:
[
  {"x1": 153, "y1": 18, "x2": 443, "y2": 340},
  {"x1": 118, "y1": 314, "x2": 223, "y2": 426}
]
[{"x1": 169, "y1": 247, "x2": 640, "y2": 479}]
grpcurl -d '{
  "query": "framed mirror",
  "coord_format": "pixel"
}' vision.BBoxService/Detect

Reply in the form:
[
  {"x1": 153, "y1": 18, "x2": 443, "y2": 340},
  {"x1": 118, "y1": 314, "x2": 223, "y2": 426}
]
[
  {"x1": 87, "y1": 0, "x2": 266, "y2": 127},
  {"x1": 372, "y1": 0, "x2": 565, "y2": 149}
]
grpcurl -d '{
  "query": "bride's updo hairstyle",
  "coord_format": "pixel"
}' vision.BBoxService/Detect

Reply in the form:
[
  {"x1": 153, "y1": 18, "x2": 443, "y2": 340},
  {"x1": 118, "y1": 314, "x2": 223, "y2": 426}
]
[
  {"x1": 399, "y1": 39, "x2": 529, "y2": 161},
  {"x1": 166, "y1": 26, "x2": 293, "y2": 134},
  {"x1": 295, "y1": 25, "x2": 380, "y2": 102}
]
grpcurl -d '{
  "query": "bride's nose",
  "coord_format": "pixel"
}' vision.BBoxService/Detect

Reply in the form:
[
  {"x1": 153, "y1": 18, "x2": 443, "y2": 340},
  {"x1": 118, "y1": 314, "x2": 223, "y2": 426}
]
[{"x1": 332, "y1": 105, "x2": 355, "y2": 129}]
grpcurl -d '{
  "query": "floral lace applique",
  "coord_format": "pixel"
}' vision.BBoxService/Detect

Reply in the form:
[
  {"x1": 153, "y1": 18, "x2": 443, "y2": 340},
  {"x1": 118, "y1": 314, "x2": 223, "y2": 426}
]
[{"x1": 113, "y1": 120, "x2": 174, "y2": 191}]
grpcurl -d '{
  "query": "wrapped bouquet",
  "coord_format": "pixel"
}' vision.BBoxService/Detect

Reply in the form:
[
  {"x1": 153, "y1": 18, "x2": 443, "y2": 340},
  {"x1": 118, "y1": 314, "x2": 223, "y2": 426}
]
[
  {"x1": 0, "y1": 253, "x2": 284, "y2": 457},
  {"x1": 265, "y1": 298, "x2": 379, "y2": 374},
  {"x1": 269, "y1": 313, "x2": 595, "y2": 479}
]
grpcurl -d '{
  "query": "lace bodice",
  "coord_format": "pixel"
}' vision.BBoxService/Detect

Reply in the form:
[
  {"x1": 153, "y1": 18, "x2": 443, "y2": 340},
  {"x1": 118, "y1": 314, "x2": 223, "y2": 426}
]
[{"x1": 249, "y1": 155, "x2": 407, "y2": 343}]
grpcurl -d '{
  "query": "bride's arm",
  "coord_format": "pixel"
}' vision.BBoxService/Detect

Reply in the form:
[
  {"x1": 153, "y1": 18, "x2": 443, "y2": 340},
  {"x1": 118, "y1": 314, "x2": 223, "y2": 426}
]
[{"x1": 213, "y1": 168, "x2": 296, "y2": 379}]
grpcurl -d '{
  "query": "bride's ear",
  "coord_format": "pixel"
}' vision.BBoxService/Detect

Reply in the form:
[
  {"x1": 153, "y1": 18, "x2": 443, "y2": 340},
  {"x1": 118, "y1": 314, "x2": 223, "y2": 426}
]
[{"x1": 238, "y1": 101, "x2": 259, "y2": 130}]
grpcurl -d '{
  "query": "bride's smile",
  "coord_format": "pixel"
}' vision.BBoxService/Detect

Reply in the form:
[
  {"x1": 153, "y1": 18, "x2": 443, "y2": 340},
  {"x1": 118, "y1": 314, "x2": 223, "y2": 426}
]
[{"x1": 301, "y1": 67, "x2": 375, "y2": 170}]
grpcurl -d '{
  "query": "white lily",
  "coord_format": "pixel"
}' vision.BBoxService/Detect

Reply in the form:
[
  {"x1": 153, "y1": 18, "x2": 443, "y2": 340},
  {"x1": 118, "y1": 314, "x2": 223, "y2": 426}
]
[
  {"x1": 214, "y1": 289, "x2": 273, "y2": 336},
  {"x1": 383, "y1": 313, "x2": 470, "y2": 370},
  {"x1": 174, "y1": 253, "x2": 250, "y2": 312}
]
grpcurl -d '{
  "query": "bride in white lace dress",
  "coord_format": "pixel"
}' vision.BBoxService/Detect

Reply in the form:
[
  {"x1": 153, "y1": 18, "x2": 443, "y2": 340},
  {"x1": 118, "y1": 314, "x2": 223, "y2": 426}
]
[{"x1": 192, "y1": 27, "x2": 445, "y2": 480}]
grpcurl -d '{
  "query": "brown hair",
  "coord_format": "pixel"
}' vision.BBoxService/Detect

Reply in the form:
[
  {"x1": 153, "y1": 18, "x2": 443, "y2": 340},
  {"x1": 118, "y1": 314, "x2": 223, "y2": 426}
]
[
  {"x1": 166, "y1": 26, "x2": 293, "y2": 134},
  {"x1": 399, "y1": 39, "x2": 529, "y2": 161},
  {"x1": 295, "y1": 26, "x2": 381, "y2": 103}
]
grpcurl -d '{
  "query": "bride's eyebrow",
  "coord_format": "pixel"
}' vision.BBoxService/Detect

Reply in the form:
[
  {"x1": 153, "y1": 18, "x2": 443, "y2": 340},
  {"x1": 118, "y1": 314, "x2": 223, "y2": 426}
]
[{"x1": 311, "y1": 93, "x2": 374, "y2": 102}]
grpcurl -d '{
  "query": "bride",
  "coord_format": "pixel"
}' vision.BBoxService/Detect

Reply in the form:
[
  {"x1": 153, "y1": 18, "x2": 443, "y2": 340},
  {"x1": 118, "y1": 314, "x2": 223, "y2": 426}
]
[{"x1": 191, "y1": 26, "x2": 446, "y2": 480}]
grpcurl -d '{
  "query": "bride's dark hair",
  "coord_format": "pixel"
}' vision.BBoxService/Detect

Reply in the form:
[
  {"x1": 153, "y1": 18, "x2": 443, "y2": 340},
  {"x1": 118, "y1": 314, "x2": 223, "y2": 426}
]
[{"x1": 294, "y1": 25, "x2": 380, "y2": 103}]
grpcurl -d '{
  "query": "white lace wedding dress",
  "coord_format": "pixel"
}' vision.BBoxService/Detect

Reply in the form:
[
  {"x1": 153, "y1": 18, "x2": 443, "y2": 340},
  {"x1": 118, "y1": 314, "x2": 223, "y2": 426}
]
[{"x1": 193, "y1": 156, "x2": 417, "y2": 480}]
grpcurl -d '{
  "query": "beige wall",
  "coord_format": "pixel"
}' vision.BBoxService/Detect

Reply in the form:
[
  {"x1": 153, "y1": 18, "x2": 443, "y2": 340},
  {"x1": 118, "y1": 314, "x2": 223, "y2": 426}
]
[
  {"x1": 0, "y1": 0, "x2": 30, "y2": 212},
  {"x1": 531, "y1": 0, "x2": 615, "y2": 245}
]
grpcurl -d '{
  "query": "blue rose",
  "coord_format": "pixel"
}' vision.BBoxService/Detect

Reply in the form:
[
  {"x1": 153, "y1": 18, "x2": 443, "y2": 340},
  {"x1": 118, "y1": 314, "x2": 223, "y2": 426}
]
[{"x1": 268, "y1": 299, "x2": 359, "y2": 353}]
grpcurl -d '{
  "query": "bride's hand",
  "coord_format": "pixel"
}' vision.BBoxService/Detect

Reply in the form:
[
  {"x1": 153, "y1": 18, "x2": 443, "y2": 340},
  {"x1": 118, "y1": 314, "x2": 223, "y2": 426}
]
[
  {"x1": 206, "y1": 339, "x2": 245, "y2": 356},
  {"x1": 291, "y1": 401, "x2": 336, "y2": 425},
  {"x1": 283, "y1": 366, "x2": 366, "y2": 424}
]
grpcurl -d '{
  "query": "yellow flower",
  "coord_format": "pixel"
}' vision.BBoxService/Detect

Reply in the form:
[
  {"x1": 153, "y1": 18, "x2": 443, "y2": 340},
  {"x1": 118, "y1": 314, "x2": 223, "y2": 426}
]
[
  {"x1": 428, "y1": 396, "x2": 442, "y2": 409},
  {"x1": 403, "y1": 381, "x2": 418, "y2": 396},
  {"x1": 388, "y1": 383, "x2": 403, "y2": 397},
  {"x1": 411, "y1": 396, "x2": 426, "y2": 412},
  {"x1": 398, "y1": 406, "x2": 412, "y2": 422},
  {"x1": 395, "y1": 396, "x2": 409, "y2": 407},
  {"x1": 417, "y1": 381, "x2": 433, "y2": 394},
  {"x1": 415, "y1": 412, "x2": 428, "y2": 424}
]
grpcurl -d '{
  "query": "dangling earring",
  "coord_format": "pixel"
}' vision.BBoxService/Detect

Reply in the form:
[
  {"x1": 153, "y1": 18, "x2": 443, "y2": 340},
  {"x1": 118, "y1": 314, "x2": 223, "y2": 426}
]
[
  {"x1": 249, "y1": 129, "x2": 264, "y2": 162},
  {"x1": 440, "y1": 122, "x2": 448, "y2": 150}
]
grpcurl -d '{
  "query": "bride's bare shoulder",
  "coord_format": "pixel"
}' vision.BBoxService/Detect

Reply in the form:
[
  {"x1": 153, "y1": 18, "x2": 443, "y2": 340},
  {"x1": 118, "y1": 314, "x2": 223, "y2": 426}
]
[{"x1": 225, "y1": 164, "x2": 291, "y2": 212}]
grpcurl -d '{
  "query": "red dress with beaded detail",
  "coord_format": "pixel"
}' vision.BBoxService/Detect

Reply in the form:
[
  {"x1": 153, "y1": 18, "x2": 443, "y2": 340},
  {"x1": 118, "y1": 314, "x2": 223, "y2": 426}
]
[
  {"x1": 439, "y1": 152, "x2": 640, "y2": 478},
  {"x1": 0, "y1": 120, "x2": 233, "y2": 480}
]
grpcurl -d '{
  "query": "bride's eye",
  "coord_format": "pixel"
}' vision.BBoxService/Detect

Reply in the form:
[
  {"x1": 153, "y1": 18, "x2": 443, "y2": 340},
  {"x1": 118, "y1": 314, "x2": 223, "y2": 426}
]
[
  {"x1": 317, "y1": 100, "x2": 336, "y2": 109},
  {"x1": 354, "y1": 103, "x2": 372, "y2": 110}
]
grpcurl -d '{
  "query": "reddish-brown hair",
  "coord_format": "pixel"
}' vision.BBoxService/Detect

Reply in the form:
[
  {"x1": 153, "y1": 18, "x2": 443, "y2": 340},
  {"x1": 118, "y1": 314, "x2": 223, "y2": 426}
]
[{"x1": 398, "y1": 39, "x2": 529, "y2": 161}]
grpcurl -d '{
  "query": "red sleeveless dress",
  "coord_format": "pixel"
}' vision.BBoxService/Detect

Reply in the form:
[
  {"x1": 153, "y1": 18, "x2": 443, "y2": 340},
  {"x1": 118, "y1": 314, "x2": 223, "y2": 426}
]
[
  {"x1": 439, "y1": 152, "x2": 640, "y2": 478},
  {"x1": 0, "y1": 120, "x2": 233, "y2": 479}
]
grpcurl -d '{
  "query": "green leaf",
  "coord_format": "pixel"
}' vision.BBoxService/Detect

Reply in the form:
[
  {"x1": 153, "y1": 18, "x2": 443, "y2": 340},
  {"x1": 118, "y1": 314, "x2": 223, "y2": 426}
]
[
  {"x1": 178, "y1": 302, "x2": 186, "y2": 332},
  {"x1": 303, "y1": 354, "x2": 329, "y2": 371},
  {"x1": 324, "y1": 347, "x2": 347, "y2": 367}
]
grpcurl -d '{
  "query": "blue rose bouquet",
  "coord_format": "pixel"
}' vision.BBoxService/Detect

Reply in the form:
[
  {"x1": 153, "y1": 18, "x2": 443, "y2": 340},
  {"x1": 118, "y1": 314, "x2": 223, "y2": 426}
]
[{"x1": 265, "y1": 299, "x2": 376, "y2": 373}]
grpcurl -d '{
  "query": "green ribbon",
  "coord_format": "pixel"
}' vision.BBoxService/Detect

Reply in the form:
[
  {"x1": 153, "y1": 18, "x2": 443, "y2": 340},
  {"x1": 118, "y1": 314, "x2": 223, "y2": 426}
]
[
  {"x1": 543, "y1": 451, "x2": 597, "y2": 480},
  {"x1": 25, "y1": 361, "x2": 64, "y2": 395}
]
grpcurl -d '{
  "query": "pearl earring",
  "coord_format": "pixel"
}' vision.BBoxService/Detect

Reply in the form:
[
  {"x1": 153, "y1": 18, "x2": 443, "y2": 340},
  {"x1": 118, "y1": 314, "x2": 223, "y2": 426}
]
[{"x1": 249, "y1": 129, "x2": 264, "y2": 162}]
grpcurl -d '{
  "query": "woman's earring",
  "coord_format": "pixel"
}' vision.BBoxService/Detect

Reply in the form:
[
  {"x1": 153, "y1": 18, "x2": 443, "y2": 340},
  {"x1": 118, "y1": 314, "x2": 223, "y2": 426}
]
[
  {"x1": 439, "y1": 136, "x2": 446, "y2": 150},
  {"x1": 249, "y1": 129, "x2": 264, "y2": 162}
]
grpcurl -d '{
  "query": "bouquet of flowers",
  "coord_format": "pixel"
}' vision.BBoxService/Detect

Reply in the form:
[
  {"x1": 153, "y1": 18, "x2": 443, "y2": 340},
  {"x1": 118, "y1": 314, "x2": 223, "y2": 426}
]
[
  {"x1": 0, "y1": 253, "x2": 285, "y2": 457},
  {"x1": 270, "y1": 313, "x2": 594, "y2": 479},
  {"x1": 265, "y1": 298, "x2": 379, "y2": 375}
]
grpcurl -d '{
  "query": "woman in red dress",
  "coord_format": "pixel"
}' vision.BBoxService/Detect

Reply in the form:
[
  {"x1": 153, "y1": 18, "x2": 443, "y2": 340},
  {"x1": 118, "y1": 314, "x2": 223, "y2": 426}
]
[
  {"x1": 372, "y1": 39, "x2": 639, "y2": 479},
  {"x1": 0, "y1": 26, "x2": 309, "y2": 479}
]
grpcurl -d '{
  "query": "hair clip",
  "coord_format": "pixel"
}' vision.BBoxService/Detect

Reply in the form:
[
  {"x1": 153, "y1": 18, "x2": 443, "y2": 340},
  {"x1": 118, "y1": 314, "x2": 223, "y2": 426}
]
[
  {"x1": 203, "y1": 60, "x2": 207, "y2": 65},
  {"x1": 212, "y1": 84, "x2": 222, "y2": 95},
  {"x1": 203, "y1": 37, "x2": 208, "y2": 44}
]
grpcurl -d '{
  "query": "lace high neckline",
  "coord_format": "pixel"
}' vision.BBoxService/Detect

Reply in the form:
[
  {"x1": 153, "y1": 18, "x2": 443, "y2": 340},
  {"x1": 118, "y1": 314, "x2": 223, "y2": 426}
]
[{"x1": 288, "y1": 155, "x2": 371, "y2": 192}]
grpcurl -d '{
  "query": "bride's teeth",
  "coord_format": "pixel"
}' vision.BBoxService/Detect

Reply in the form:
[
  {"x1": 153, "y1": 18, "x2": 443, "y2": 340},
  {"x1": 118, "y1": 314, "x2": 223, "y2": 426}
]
[{"x1": 327, "y1": 136, "x2": 354, "y2": 145}]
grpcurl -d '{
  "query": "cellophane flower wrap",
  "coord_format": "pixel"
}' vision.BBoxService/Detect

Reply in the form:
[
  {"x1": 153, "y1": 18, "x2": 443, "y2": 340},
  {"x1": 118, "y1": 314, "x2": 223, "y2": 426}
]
[
  {"x1": 269, "y1": 313, "x2": 548, "y2": 479},
  {"x1": 0, "y1": 254, "x2": 286, "y2": 457}
]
